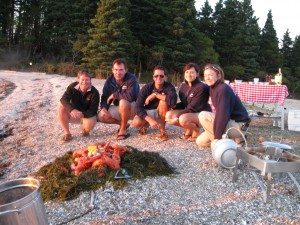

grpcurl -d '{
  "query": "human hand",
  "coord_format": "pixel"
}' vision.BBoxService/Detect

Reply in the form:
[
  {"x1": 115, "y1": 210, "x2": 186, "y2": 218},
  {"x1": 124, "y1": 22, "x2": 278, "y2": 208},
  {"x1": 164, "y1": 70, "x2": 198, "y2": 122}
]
[
  {"x1": 107, "y1": 94, "x2": 115, "y2": 104},
  {"x1": 100, "y1": 108, "x2": 112, "y2": 120},
  {"x1": 145, "y1": 93, "x2": 156, "y2": 105},
  {"x1": 70, "y1": 109, "x2": 83, "y2": 119}
]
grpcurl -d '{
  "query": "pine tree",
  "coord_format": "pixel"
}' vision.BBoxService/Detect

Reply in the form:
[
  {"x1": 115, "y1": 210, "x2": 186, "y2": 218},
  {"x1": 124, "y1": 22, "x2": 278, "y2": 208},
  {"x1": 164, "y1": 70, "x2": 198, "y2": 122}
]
[
  {"x1": 289, "y1": 36, "x2": 300, "y2": 95},
  {"x1": 164, "y1": 0, "x2": 218, "y2": 73},
  {"x1": 213, "y1": 0, "x2": 245, "y2": 80},
  {"x1": 42, "y1": 0, "x2": 98, "y2": 61},
  {"x1": 238, "y1": 0, "x2": 260, "y2": 79},
  {"x1": 197, "y1": 0, "x2": 215, "y2": 39},
  {"x1": 0, "y1": 0, "x2": 15, "y2": 47},
  {"x1": 291, "y1": 36, "x2": 300, "y2": 76},
  {"x1": 258, "y1": 10, "x2": 280, "y2": 73},
  {"x1": 82, "y1": 0, "x2": 138, "y2": 76},
  {"x1": 128, "y1": 0, "x2": 170, "y2": 71},
  {"x1": 164, "y1": 0, "x2": 198, "y2": 72},
  {"x1": 280, "y1": 29, "x2": 293, "y2": 71}
]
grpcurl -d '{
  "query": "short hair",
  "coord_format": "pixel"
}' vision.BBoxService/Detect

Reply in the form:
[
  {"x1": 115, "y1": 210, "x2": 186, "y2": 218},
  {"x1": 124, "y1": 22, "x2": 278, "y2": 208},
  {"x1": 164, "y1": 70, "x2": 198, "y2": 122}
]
[
  {"x1": 183, "y1": 63, "x2": 199, "y2": 74},
  {"x1": 77, "y1": 69, "x2": 91, "y2": 79},
  {"x1": 112, "y1": 58, "x2": 127, "y2": 70},
  {"x1": 203, "y1": 63, "x2": 225, "y2": 82},
  {"x1": 153, "y1": 65, "x2": 167, "y2": 75}
]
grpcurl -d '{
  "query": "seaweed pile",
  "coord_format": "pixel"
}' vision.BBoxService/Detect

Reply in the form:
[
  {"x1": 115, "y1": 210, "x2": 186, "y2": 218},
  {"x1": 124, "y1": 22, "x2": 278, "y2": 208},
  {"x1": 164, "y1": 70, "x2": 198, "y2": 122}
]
[{"x1": 33, "y1": 146, "x2": 175, "y2": 202}]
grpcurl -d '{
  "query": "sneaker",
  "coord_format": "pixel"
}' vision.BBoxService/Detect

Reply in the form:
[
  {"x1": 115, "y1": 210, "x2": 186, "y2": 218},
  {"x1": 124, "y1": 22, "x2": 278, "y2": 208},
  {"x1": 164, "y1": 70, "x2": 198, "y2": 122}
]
[{"x1": 62, "y1": 133, "x2": 72, "y2": 142}]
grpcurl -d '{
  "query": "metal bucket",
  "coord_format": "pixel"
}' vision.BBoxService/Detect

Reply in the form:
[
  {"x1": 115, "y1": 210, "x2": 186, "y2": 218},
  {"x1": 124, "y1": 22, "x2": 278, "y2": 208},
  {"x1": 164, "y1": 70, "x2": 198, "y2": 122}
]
[
  {"x1": 211, "y1": 138, "x2": 238, "y2": 169},
  {"x1": 0, "y1": 177, "x2": 49, "y2": 225}
]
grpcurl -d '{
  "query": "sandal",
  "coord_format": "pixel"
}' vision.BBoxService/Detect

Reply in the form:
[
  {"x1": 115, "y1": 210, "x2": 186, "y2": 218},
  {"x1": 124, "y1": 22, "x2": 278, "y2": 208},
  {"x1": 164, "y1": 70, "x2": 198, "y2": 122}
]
[
  {"x1": 180, "y1": 133, "x2": 191, "y2": 140},
  {"x1": 82, "y1": 130, "x2": 90, "y2": 137},
  {"x1": 188, "y1": 136, "x2": 198, "y2": 142},
  {"x1": 116, "y1": 133, "x2": 130, "y2": 140},
  {"x1": 138, "y1": 126, "x2": 147, "y2": 135},
  {"x1": 116, "y1": 124, "x2": 130, "y2": 134},
  {"x1": 62, "y1": 133, "x2": 72, "y2": 142},
  {"x1": 155, "y1": 132, "x2": 169, "y2": 141}
]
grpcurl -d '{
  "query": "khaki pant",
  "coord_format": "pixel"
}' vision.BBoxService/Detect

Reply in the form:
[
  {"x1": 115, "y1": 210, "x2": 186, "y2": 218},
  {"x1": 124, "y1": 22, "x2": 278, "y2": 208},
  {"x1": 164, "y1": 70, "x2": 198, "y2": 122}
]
[
  {"x1": 196, "y1": 111, "x2": 245, "y2": 148},
  {"x1": 108, "y1": 102, "x2": 136, "y2": 120}
]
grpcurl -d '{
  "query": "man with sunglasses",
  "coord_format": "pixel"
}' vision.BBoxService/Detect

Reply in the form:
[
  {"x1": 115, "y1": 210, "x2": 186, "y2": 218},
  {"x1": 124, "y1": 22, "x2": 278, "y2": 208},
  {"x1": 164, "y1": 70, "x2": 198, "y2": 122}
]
[
  {"x1": 132, "y1": 65, "x2": 177, "y2": 140},
  {"x1": 196, "y1": 63, "x2": 250, "y2": 148},
  {"x1": 98, "y1": 58, "x2": 140, "y2": 140}
]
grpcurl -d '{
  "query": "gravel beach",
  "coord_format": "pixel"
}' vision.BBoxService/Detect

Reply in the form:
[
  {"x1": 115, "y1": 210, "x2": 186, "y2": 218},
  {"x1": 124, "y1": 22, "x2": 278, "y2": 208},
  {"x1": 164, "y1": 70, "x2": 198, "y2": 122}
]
[{"x1": 0, "y1": 71, "x2": 300, "y2": 225}]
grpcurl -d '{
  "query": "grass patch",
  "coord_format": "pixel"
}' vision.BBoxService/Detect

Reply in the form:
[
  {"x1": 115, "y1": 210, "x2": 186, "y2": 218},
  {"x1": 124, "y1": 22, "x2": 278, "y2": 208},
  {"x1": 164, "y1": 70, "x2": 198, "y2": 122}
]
[{"x1": 32, "y1": 146, "x2": 175, "y2": 202}]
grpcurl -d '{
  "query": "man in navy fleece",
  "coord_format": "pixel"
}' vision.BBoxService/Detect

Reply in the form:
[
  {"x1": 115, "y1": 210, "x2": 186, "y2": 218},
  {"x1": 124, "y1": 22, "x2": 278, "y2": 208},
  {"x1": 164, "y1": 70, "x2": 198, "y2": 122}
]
[
  {"x1": 98, "y1": 58, "x2": 140, "y2": 140},
  {"x1": 132, "y1": 65, "x2": 177, "y2": 140},
  {"x1": 196, "y1": 63, "x2": 250, "y2": 148}
]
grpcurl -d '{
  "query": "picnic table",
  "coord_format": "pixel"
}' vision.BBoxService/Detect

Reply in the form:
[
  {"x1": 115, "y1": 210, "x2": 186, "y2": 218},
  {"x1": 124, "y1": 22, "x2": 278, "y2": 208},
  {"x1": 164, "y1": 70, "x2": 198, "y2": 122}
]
[{"x1": 230, "y1": 82, "x2": 289, "y2": 130}]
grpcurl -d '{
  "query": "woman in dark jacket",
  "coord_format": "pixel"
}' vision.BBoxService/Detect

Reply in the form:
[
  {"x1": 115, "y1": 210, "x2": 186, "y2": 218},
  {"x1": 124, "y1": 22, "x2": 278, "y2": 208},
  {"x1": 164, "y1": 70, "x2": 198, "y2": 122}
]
[
  {"x1": 196, "y1": 63, "x2": 250, "y2": 148},
  {"x1": 165, "y1": 63, "x2": 211, "y2": 141}
]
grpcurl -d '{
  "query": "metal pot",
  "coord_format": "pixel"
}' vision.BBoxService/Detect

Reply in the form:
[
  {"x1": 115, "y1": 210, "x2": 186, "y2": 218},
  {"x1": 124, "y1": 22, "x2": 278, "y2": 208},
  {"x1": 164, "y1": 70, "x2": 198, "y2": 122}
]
[
  {"x1": 0, "y1": 177, "x2": 49, "y2": 225},
  {"x1": 211, "y1": 138, "x2": 238, "y2": 169}
]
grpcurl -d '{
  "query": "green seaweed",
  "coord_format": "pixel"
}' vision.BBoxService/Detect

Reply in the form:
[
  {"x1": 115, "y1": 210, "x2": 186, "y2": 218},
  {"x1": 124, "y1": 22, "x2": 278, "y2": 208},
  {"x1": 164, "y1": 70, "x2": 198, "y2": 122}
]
[{"x1": 32, "y1": 146, "x2": 175, "y2": 202}]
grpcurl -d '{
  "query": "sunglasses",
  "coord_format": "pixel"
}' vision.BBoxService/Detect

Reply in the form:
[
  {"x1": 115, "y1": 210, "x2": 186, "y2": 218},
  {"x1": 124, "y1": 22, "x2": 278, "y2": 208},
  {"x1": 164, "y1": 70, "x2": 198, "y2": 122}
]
[{"x1": 153, "y1": 75, "x2": 165, "y2": 78}]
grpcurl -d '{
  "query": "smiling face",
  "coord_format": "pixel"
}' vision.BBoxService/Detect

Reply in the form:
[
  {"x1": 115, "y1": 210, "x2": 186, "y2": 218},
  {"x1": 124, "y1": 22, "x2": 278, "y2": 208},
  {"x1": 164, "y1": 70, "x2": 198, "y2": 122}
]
[
  {"x1": 203, "y1": 64, "x2": 224, "y2": 86},
  {"x1": 203, "y1": 68, "x2": 220, "y2": 86},
  {"x1": 112, "y1": 63, "x2": 127, "y2": 82},
  {"x1": 184, "y1": 67, "x2": 198, "y2": 83},
  {"x1": 153, "y1": 69, "x2": 166, "y2": 87},
  {"x1": 77, "y1": 73, "x2": 92, "y2": 93}
]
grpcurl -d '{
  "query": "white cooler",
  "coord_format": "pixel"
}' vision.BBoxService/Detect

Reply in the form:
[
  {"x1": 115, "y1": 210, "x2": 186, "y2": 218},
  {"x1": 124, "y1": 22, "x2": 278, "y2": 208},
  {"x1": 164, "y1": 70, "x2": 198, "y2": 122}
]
[{"x1": 288, "y1": 110, "x2": 300, "y2": 131}]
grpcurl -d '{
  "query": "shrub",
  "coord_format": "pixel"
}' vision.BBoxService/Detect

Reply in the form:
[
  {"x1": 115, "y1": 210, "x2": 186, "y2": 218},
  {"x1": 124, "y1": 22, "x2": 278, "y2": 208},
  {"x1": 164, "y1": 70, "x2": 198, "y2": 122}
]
[{"x1": 57, "y1": 63, "x2": 76, "y2": 76}]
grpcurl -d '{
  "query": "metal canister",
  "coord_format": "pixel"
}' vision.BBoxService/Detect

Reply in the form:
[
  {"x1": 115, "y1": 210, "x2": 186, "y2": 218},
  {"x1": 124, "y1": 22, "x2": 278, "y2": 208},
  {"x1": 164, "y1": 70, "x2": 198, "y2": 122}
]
[{"x1": 0, "y1": 177, "x2": 49, "y2": 225}]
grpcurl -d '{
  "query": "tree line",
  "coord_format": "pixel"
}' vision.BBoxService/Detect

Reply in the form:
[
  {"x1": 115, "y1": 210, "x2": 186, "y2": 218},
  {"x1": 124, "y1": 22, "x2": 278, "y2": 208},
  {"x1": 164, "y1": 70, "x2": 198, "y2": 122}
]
[{"x1": 0, "y1": 0, "x2": 299, "y2": 95}]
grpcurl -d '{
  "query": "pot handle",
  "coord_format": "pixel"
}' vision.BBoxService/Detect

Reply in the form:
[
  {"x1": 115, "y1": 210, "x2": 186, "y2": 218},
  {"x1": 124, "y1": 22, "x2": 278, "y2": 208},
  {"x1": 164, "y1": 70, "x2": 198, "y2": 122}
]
[
  {"x1": 0, "y1": 208, "x2": 20, "y2": 216},
  {"x1": 0, "y1": 193, "x2": 40, "y2": 216}
]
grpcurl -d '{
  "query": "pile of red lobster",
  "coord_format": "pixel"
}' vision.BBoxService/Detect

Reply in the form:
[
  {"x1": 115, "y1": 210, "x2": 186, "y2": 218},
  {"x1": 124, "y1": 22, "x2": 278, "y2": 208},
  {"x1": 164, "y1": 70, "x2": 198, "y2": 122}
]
[{"x1": 71, "y1": 142, "x2": 128, "y2": 176}]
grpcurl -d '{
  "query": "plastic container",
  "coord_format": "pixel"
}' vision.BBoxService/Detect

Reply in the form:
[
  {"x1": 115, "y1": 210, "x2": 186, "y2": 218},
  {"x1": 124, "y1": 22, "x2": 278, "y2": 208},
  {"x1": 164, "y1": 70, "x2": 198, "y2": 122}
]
[{"x1": 288, "y1": 110, "x2": 300, "y2": 131}]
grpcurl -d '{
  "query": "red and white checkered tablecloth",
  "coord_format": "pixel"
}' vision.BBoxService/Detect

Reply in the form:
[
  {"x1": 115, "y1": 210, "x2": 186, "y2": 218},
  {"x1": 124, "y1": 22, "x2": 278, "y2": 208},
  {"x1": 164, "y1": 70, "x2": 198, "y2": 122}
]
[{"x1": 230, "y1": 83, "x2": 289, "y2": 105}]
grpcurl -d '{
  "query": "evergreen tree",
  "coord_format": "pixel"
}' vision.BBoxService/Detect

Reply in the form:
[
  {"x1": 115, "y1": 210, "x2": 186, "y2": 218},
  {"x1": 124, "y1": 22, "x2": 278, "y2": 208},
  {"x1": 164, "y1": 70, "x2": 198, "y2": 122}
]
[
  {"x1": 291, "y1": 36, "x2": 300, "y2": 76},
  {"x1": 280, "y1": 29, "x2": 293, "y2": 70},
  {"x1": 164, "y1": 0, "x2": 218, "y2": 73},
  {"x1": 213, "y1": 0, "x2": 244, "y2": 80},
  {"x1": 42, "y1": 0, "x2": 98, "y2": 61},
  {"x1": 0, "y1": 0, "x2": 15, "y2": 47},
  {"x1": 197, "y1": 0, "x2": 214, "y2": 39},
  {"x1": 128, "y1": 0, "x2": 170, "y2": 71},
  {"x1": 82, "y1": 0, "x2": 138, "y2": 76},
  {"x1": 212, "y1": 0, "x2": 224, "y2": 24},
  {"x1": 13, "y1": 0, "x2": 44, "y2": 61},
  {"x1": 258, "y1": 10, "x2": 280, "y2": 73},
  {"x1": 238, "y1": 0, "x2": 260, "y2": 79},
  {"x1": 289, "y1": 35, "x2": 300, "y2": 95},
  {"x1": 165, "y1": 0, "x2": 198, "y2": 72}
]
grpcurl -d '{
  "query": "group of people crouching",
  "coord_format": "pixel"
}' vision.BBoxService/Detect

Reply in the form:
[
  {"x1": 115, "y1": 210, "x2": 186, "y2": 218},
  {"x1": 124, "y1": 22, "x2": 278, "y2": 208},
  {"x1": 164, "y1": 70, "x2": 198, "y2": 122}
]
[{"x1": 58, "y1": 58, "x2": 250, "y2": 149}]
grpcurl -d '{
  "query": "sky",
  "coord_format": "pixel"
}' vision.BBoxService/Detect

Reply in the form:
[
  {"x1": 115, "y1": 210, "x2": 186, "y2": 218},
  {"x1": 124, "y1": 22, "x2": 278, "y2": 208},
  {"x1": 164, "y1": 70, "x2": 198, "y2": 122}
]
[{"x1": 195, "y1": 0, "x2": 299, "y2": 41}]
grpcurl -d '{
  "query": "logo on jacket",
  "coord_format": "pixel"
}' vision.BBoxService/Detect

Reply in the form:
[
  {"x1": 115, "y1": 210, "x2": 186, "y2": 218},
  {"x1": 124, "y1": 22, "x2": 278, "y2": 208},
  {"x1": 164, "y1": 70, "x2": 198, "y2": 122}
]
[
  {"x1": 122, "y1": 85, "x2": 127, "y2": 90},
  {"x1": 189, "y1": 93, "x2": 194, "y2": 97}
]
